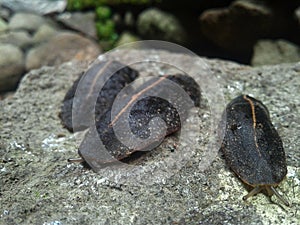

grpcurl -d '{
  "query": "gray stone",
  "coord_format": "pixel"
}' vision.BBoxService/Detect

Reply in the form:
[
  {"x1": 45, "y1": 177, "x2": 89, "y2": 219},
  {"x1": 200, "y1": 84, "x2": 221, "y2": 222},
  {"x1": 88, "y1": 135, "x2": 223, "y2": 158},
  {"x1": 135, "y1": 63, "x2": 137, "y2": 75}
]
[
  {"x1": 0, "y1": 31, "x2": 33, "y2": 50},
  {"x1": 295, "y1": 6, "x2": 300, "y2": 26},
  {"x1": 251, "y1": 39, "x2": 300, "y2": 66},
  {"x1": 0, "y1": 6, "x2": 11, "y2": 20},
  {"x1": 32, "y1": 24, "x2": 60, "y2": 43},
  {"x1": 8, "y1": 12, "x2": 46, "y2": 32},
  {"x1": 0, "y1": 18, "x2": 8, "y2": 33},
  {"x1": 124, "y1": 11, "x2": 135, "y2": 27},
  {"x1": 1, "y1": 0, "x2": 67, "y2": 15},
  {"x1": 0, "y1": 44, "x2": 24, "y2": 92},
  {"x1": 137, "y1": 8, "x2": 187, "y2": 44},
  {"x1": 115, "y1": 31, "x2": 140, "y2": 47},
  {"x1": 0, "y1": 49, "x2": 299, "y2": 224},
  {"x1": 56, "y1": 12, "x2": 97, "y2": 39},
  {"x1": 26, "y1": 32, "x2": 102, "y2": 70}
]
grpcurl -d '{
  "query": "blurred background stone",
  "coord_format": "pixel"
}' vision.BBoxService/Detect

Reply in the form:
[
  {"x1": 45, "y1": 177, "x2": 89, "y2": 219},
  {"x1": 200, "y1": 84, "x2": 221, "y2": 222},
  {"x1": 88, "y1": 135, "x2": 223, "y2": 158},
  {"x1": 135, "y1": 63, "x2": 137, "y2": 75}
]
[
  {"x1": 25, "y1": 32, "x2": 102, "y2": 70},
  {"x1": 56, "y1": 11, "x2": 97, "y2": 39},
  {"x1": 295, "y1": 6, "x2": 300, "y2": 26},
  {"x1": 0, "y1": 44, "x2": 24, "y2": 92},
  {"x1": 115, "y1": 31, "x2": 140, "y2": 47},
  {"x1": 0, "y1": 5, "x2": 11, "y2": 20},
  {"x1": 0, "y1": 0, "x2": 299, "y2": 97},
  {"x1": 200, "y1": 0, "x2": 286, "y2": 54},
  {"x1": 8, "y1": 12, "x2": 47, "y2": 32},
  {"x1": 0, "y1": 17, "x2": 8, "y2": 33},
  {"x1": 32, "y1": 23, "x2": 60, "y2": 43},
  {"x1": 137, "y1": 8, "x2": 187, "y2": 44},
  {"x1": 251, "y1": 39, "x2": 300, "y2": 66},
  {"x1": 1, "y1": 0, "x2": 67, "y2": 15},
  {"x1": 0, "y1": 30, "x2": 33, "y2": 50}
]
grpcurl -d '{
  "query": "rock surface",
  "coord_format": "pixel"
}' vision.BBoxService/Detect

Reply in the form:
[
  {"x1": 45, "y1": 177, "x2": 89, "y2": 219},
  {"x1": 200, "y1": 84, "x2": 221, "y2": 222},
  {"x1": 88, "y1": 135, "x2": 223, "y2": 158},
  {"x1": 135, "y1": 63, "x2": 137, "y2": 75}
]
[
  {"x1": 0, "y1": 49, "x2": 299, "y2": 224},
  {"x1": 251, "y1": 39, "x2": 300, "y2": 66}
]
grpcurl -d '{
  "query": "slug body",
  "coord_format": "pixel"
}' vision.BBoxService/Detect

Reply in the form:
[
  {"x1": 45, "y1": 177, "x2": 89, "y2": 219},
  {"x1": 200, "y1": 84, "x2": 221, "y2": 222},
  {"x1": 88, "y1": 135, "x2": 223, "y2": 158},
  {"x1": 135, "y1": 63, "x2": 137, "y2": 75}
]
[
  {"x1": 221, "y1": 95, "x2": 289, "y2": 206},
  {"x1": 78, "y1": 74, "x2": 200, "y2": 169},
  {"x1": 60, "y1": 61, "x2": 201, "y2": 170}
]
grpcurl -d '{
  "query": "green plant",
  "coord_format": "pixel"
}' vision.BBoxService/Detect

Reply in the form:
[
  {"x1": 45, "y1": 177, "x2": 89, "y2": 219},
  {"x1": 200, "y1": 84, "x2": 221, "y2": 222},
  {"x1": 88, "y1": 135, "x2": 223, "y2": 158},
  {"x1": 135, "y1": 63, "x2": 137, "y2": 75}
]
[
  {"x1": 67, "y1": 0, "x2": 159, "y2": 11},
  {"x1": 66, "y1": 0, "x2": 160, "y2": 50},
  {"x1": 96, "y1": 6, "x2": 111, "y2": 19},
  {"x1": 95, "y1": 6, "x2": 118, "y2": 50}
]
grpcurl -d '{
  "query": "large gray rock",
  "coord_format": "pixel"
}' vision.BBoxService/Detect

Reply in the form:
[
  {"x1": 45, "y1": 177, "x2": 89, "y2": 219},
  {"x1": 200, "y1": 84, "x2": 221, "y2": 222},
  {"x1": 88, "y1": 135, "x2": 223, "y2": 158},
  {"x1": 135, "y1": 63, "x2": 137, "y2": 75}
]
[
  {"x1": 26, "y1": 32, "x2": 102, "y2": 70},
  {"x1": 0, "y1": 49, "x2": 299, "y2": 224},
  {"x1": 0, "y1": 44, "x2": 24, "y2": 92},
  {"x1": 251, "y1": 39, "x2": 300, "y2": 66}
]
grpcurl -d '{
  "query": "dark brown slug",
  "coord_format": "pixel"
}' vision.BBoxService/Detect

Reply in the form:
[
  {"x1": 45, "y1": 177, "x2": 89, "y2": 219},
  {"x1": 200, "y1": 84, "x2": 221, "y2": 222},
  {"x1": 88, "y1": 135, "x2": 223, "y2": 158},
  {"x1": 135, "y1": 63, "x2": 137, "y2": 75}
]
[{"x1": 220, "y1": 95, "x2": 289, "y2": 206}]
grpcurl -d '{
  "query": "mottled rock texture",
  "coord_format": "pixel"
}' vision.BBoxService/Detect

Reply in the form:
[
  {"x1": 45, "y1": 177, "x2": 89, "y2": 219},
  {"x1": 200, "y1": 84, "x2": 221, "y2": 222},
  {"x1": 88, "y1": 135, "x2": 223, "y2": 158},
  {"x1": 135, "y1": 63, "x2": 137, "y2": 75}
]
[{"x1": 0, "y1": 49, "x2": 299, "y2": 224}]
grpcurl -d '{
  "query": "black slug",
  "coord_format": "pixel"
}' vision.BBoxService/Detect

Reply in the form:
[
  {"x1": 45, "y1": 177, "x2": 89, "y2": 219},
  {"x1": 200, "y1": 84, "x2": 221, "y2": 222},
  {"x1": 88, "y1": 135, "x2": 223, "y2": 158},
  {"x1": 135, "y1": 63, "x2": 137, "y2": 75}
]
[
  {"x1": 78, "y1": 74, "x2": 201, "y2": 169},
  {"x1": 220, "y1": 95, "x2": 289, "y2": 206},
  {"x1": 59, "y1": 60, "x2": 139, "y2": 132},
  {"x1": 60, "y1": 61, "x2": 201, "y2": 169}
]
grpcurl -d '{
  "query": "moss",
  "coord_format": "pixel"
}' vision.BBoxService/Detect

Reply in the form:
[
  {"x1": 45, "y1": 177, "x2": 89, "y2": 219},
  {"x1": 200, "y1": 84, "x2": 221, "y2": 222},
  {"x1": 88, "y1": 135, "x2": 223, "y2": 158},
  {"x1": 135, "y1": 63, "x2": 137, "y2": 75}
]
[
  {"x1": 96, "y1": 6, "x2": 112, "y2": 20},
  {"x1": 67, "y1": 0, "x2": 95, "y2": 11},
  {"x1": 96, "y1": 20, "x2": 117, "y2": 39},
  {"x1": 95, "y1": 6, "x2": 118, "y2": 50}
]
